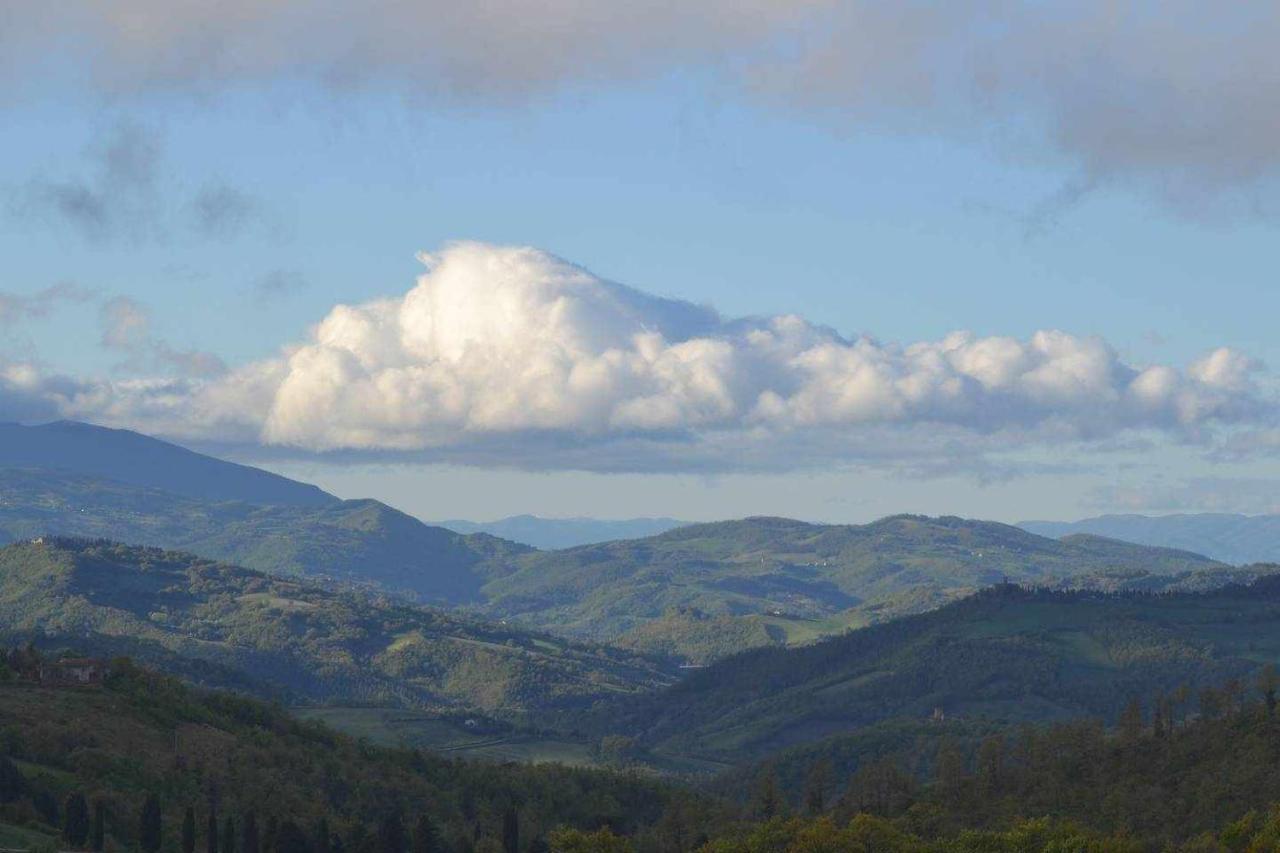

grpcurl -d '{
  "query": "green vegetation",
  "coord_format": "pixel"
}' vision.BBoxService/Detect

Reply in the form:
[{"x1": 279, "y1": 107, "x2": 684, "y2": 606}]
[
  {"x1": 479, "y1": 515, "x2": 1232, "y2": 657},
  {"x1": 0, "y1": 468, "x2": 528, "y2": 604},
  {"x1": 588, "y1": 581, "x2": 1280, "y2": 764},
  {"x1": 0, "y1": 662, "x2": 694, "y2": 853},
  {"x1": 0, "y1": 539, "x2": 672, "y2": 716}
]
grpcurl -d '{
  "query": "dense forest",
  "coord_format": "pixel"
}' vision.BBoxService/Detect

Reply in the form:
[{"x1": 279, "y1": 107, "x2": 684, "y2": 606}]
[{"x1": 7, "y1": 649, "x2": 1280, "y2": 852}]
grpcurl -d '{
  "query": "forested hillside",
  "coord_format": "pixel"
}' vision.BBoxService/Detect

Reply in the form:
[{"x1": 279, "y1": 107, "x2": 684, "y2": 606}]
[
  {"x1": 0, "y1": 661, "x2": 694, "y2": 853},
  {"x1": 0, "y1": 539, "x2": 671, "y2": 715},
  {"x1": 0, "y1": 468, "x2": 528, "y2": 604},
  {"x1": 479, "y1": 515, "x2": 1227, "y2": 652},
  {"x1": 588, "y1": 581, "x2": 1280, "y2": 764}
]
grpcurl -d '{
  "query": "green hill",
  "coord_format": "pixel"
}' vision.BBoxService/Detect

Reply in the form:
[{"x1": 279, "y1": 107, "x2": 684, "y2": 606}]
[
  {"x1": 0, "y1": 468, "x2": 528, "y2": 604},
  {"x1": 0, "y1": 539, "x2": 672, "y2": 716},
  {"x1": 479, "y1": 515, "x2": 1228, "y2": 652},
  {"x1": 587, "y1": 580, "x2": 1280, "y2": 765}
]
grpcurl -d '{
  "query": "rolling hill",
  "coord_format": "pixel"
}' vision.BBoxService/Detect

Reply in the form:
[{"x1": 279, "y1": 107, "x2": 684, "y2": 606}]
[
  {"x1": 478, "y1": 515, "x2": 1228, "y2": 652},
  {"x1": 0, "y1": 467, "x2": 528, "y2": 604},
  {"x1": 587, "y1": 579, "x2": 1280, "y2": 765},
  {"x1": 1022, "y1": 512, "x2": 1280, "y2": 566},
  {"x1": 0, "y1": 538, "x2": 672, "y2": 715}
]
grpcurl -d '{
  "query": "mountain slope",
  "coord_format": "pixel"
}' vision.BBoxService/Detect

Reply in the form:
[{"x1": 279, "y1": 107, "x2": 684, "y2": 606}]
[
  {"x1": 0, "y1": 538, "x2": 672, "y2": 714},
  {"x1": 0, "y1": 467, "x2": 528, "y2": 603},
  {"x1": 0, "y1": 420, "x2": 334, "y2": 506},
  {"x1": 480, "y1": 515, "x2": 1227, "y2": 645},
  {"x1": 588, "y1": 580, "x2": 1280, "y2": 765},
  {"x1": 438, "y1": 514, "x2": 689, "y2": 549},
  {"x1": 1022, "y1": 513, "x2": 1280, "y2": 566}
]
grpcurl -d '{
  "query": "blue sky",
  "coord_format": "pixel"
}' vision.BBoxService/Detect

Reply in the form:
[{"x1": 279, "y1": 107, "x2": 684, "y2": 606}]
[{"x1": 3, "y1": 3, "x2": 1279, "y2": 523}]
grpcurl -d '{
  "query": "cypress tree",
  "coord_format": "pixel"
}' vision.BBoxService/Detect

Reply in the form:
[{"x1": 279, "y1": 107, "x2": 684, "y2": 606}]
[
  {"x1": 501, "y1": 809, "x2": 518, "y2": 853},
  {"x1": 264, "y1": 816, "x2": 280, "y2": 853},
  {"x1": 92, "y1": 800, "x2": 106, "y2": 852},
  {"x1": 0, "y1": 756, "x2": 25, "y2": 803},
  {"x1": 411, "y1": 816, "x2": 436, "y2": 853},
  {"x1": 275, "y1": 820, "x2": 311, "y2": 853},
  {"x1": 64, "y1": 792, "x2": 90, "y2": 848},
  {"x1": 139, "y1": 795, "x2": 163, "y2": 853},
  {"x1": 379, "y1": 811, "x2": 406, "y2": 853},
  {"x1": 242, "y1": 811, "x2": 260, "y2": 853},
  {"x1": 315, "y1": 817, "x2": 331, "y2": 853},
  {"x1": 208, "y1": 809, "x2": 220, "y2": 853},
  {"x1": 222, "y1": 816, "x2": 236, "y2": 853},
  {"x1": 183, "y1": 806, "x2": 198, "y2": 853}
]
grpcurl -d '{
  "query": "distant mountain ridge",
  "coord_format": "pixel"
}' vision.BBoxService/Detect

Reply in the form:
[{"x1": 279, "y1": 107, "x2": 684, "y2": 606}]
[
  {"x1": 0, "y1": 466, "x2": 527, "y2": 603},
  {"x1": 438, "y1": 514, "x2": 689, "y2": 549},
  {"x1": 0, "y1": 421, "x2": 334, "y2": 506},
  {"x1": 1021, "y1": 513, "x2": 1280, "y2": 565},
  {"x1": 478, "y1": 514, "x2": 1229, "y2": 653}
]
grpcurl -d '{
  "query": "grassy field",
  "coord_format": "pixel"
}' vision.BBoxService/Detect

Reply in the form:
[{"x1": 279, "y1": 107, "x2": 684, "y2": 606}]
[
  {"x1": 0, "y1": 820, "x2": 57, "y2": 850},
  {"x1": 295, "y1": 707, "x2": 733, "y2": 776}
]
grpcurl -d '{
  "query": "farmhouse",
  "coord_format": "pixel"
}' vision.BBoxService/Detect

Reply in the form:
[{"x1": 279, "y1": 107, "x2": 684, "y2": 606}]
[{"x1": 39, "y1": 657, "x2": 109, "y2": 687}]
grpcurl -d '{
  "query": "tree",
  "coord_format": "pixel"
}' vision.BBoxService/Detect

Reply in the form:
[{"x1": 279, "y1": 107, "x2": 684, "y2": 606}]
[
  {"x1": 184, "y1": 806, "x2": 198, "y2": 853},
  {"x1": 977, "y1": 736, "x2": 1006, "y2": 795},
  {"x1": 935, "y1": 740, "x2": 968, "y2": 808},
  {"x1": 379, "y1": 810, "x2": 406, "y2": 853},
  {"x1": 750, "y1": 766, "x2": 784, "y2": 820},
  {"x1": 139, "y1": 795, "x2": 163, "y2": 853},
  {"x1": 92, "y1": 800, "x2": 106, "y2": 852},
  {"x1": 64, "y1": 792, "x2": 90, "y2": 849},
  {"x1": 1200, "y1": 687, "x2": 1223, "y2": 721},
  {"x1": 275, "y1": 820, "x2": 311, "y2": 853},
  {"x1": 803, "y1": 758, "x2": 833, "y2": 815},
  {"x1": 222, "y1": 817, "x2": 236, "y2": 853},
  {"x1": 209, "y1": 809, "x2": 220, "y2": 853},
  {"x1": 412, "y1": 816, "x2": 437, "y2": 853},
  {"x1": 502, "y1": 808, "x2": 519, "y2": 853},
  {"x1": 0, "y1": 756, "x2": 25, "y2": 803},
  {"x1": 316, "y1": 817, "x2": 332, "y2": 853},
  {"x1": 1118, "y1": 697, "x2": 1144, "y2": 744},
  {"x1": 243, "y1": 811, "x2": 260, "y2": 853},
  {"x1": 1259, "y1": 664, "x2": 1278, "y2": 716}
]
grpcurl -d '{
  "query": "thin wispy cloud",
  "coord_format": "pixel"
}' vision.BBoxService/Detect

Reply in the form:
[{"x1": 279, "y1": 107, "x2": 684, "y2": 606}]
[
  {"x1": 3, "y1": 3, "x2": 1279, "y2": 213},
  {"x1": 5, "y1": 120, "x2": 270, "y2": 244}
]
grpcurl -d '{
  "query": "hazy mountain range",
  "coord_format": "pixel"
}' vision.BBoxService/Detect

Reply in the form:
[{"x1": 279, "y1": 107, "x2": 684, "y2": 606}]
[
  {"x1": 1021, "y1": 514, "x2": 1280, "y2": 566},
  {"x1": 5, "y1": 420, "x2": 1279, "y2": 665},
  {"x1": 437, "y1": 515, "x2": 688, "y2": 549}
]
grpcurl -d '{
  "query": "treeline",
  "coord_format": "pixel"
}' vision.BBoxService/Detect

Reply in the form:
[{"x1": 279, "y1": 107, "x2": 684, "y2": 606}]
[
  {"x1": 717, "y1": 667, "x2": 1280, "y2": 847},
  {"x1": 0, "y1": 657, "x2": 720, "y2": 853}
]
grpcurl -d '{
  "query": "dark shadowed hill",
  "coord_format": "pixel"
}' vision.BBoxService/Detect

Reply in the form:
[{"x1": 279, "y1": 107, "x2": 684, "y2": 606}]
[
  {"x1": 1022, "y1": 513, "x2": 1280, "y2": 566},
  {"x1": 0, "y1": 538, "x2": 672, "y2": 714},
  {"x1": 587, "y1": 579, "x2": 1280, "y2": 766},
  {"x1": 0, "y1": 420, "x2": 334, "y2": 506}
]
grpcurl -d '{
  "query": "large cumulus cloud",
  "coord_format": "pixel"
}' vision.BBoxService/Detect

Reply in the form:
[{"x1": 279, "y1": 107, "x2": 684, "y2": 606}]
[
  {"x1": 6, "y1": 241, "x2": 1262, "y2": 473},
  {"x1": 4, "y1": 3, "x2": 1280, "y2": 210}
]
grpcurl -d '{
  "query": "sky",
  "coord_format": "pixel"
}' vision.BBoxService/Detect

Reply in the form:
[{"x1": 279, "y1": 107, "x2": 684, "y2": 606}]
[{"x1": 2, "y1": 1, "x2": 1280, "y2": 523}]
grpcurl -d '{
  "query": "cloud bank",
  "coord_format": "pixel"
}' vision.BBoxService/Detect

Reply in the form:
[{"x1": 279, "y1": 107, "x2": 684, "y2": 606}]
[
  {"x1": 4, "y1": 3, "x2": 1280, "y2": 210},
  {"x1": 0, "y1": 242, "x2": 1272, "y2": 473}
]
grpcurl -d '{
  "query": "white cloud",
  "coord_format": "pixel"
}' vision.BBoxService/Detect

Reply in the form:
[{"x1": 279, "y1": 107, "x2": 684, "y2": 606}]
[
  {"x1": 4, "y1": 3, "x2": 1280, "y2": 211},
  {"x1": 0, "y1": 242, "x2": 1273, "y2": 472}
]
